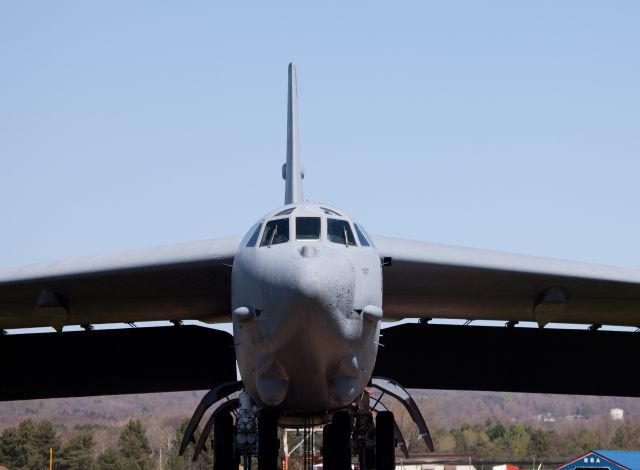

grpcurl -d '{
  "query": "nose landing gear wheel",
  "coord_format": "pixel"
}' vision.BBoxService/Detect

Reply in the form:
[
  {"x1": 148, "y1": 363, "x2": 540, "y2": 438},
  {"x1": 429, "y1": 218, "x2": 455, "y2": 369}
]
[
  {"x1": 375, "y1": 411, "x2": 395, "y2": 470},
  {"x1": 324, "y1": 411, "x2": 352, "y2": 470},
  {"x1": 322, "y1": 424, "x2": 334, "y2": 470},
  {"x1": 258, "y1": 409, "x2": 279, "y2": 470},
  {"x1": 214, "y1": 412, "x2": 235, "y2": 470}
]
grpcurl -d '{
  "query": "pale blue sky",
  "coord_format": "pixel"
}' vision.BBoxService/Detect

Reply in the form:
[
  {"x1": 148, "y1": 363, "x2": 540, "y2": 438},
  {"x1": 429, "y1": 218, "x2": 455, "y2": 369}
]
[{"x1": 1, "y1": 1, "x2": 639, "y2": 274}]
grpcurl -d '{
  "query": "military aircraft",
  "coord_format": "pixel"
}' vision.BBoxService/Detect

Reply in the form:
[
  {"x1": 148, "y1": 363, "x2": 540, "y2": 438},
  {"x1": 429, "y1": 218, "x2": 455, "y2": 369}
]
[{"x1": 1, "y1": 64, "x2": 640, "y2": 470}]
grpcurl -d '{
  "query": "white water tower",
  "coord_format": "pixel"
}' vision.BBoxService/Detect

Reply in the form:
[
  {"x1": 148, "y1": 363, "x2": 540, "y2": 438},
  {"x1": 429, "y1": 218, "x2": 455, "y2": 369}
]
[{"x1": 610, "y1": 408, "x2": 624, "y2": 421}]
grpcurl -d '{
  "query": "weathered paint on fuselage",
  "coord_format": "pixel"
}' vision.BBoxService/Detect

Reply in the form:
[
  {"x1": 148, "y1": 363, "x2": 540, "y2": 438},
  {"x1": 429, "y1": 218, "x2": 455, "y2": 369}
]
[{"x1": 231, "y1": 203, "x2": 382, "y2": 414}]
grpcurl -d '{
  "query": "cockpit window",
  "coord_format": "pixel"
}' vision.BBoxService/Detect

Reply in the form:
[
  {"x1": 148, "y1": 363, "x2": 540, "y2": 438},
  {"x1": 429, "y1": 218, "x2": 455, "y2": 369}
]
[
  {"x1": 354, "y1": 223, "x2": 371, "y2": 247},
  {"x1": 321, "y1": 207, "x2": 342, "y2": 216},
  {"x1": 358, "y1": 223, "x2": 376, "y2": 248},
  {"x1": 244, "y1": 223, "x2": 263, "y2": 247},
  {"x1": 296, "y1": 217, "x2": 321, "y2": 240},
  {"x1": 327, "y1": 219, "x2": 356, "y2": 246},
  {"x1": 260, "y1": 218, "x2": 290, "y2": 247},
  {"x1": 275, "y1": 207, "x2": 296, "y2": 216}
]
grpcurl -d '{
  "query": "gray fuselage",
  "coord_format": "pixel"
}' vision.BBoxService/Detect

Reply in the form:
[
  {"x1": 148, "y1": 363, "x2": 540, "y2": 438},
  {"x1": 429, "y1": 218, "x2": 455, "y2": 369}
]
[{"x1": 231, "y1": 203, "x2": 382, "y2": 414}]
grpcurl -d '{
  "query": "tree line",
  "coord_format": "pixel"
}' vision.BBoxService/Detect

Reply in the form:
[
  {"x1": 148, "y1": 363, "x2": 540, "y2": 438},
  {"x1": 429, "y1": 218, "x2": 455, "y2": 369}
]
[
  {"x1": 0, "y1": 418, "x2": 213, "y2": 470},
  {"x1": 1, "y1": 416, "x2": 640, "y2": 469},
  {"x1": 428, "y1": 419, "x2": 640, "y2": 460}
]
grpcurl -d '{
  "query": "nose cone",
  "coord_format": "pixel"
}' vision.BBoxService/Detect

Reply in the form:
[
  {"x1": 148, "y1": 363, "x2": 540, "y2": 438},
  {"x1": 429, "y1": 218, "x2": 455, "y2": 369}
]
[
  {"x1": 261, "y1": 245, "x2": 356, "y2": 344},
  {"x1": 261, "y1": 246, "x2": 360, "y2": 407},
  {"x1": 291, "y1": 258, "x2": 322, "y2": 303},
  {"x1": 271, "y1": 245, "x2": 355, "y2": 337},
  {"x1": 232, "y1": 241, "x2": 380, "y2": 412},
  {"x1": 299, "y1": 244, "x2": 319, "y2": 258}
]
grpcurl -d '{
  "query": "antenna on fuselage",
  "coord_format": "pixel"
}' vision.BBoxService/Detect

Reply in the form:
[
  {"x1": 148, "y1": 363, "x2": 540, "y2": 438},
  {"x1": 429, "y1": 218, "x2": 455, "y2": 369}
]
[{"x1": 282, "y1": 63, "x2": 304, "y2": 205}]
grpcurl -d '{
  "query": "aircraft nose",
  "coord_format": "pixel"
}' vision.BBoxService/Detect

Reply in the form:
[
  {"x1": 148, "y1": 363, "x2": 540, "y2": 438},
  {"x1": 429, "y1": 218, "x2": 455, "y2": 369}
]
[
  {"x1": 291, "y1": 253, "x2": 322, "y2": 302},
  {"x1": 254, "y1": 244, "x2": 356, "y2": 347},
  {"x1": 233, "y1": 242, "x2": 375, "y2": 410},
  {"x1": 299, "y1": 244, "x2": 319, "y2": 258},
  {"x1": 292, "y1": 244, "x2": 355, "y2": 313}
]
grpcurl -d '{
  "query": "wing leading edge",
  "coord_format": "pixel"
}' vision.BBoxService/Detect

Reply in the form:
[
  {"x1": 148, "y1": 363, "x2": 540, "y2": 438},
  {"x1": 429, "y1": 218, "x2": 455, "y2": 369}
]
[
  {"x1": 375, "y1": 236, "x2": 640, "y2": 327},
  {"x1": 0, "y1": 236, "x2": 240, "y2": 330}
]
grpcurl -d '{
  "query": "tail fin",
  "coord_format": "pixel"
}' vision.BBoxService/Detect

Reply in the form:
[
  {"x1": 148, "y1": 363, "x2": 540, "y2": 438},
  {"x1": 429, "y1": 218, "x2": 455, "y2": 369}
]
[{"x1": 283, "y1": 63, "x2": 304, "y2": 205}]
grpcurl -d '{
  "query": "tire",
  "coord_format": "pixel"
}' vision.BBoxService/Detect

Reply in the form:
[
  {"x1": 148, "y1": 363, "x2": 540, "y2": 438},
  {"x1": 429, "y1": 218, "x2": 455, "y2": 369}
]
[
  {"x1": 214, "y1": 412, "x2": 235, "y2": 470},
  {"x1": 258, "y1": 409, "x2": 279, "y2": 470},
  {"x1": 323, "y1": 424, "x2": 334, "y2": 470},
  {"x1": 331, "y1": 411, "x2": 352, "y2": 470},
  {"x1": 375, "y1": 411, "x2": 395, "y2": 470}
]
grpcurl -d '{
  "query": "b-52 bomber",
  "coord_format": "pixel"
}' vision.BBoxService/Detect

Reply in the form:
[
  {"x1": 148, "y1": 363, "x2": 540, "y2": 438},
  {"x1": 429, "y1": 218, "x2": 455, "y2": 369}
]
[{"x1": 2, "y1": 64, "x2": 640, "y2": 470}]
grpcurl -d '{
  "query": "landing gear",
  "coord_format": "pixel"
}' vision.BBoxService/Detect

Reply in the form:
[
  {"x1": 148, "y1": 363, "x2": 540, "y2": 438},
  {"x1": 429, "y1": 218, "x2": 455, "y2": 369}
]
[
  {"x1": 370, "y1": 377, "x2": 435, "y2": 453},
  {"x1": 324, "y1": 406, "x2": 397, "y2": 470},
  {"x1": 322, "y1": 424, "x2": 334, "y2": 470},
  {"x1": 258, "y1": 409, "x2": 279, "y2": 470},
  {"x1": 325, "y1": 411, "x2": 352, "y2": 470},
  {"x1": 350, "y1": 378, "x2": 435, "y2": 470},
  {"x1": 375, "y1": 411, "x2": 395, "y2": 470},
  {"x1": 237, "y1": 392, "x2": 259, "y2": 470},
  {"x1": 354, "y1": 392, "x2": 375, "y2": 470},
  {"x1": 180, "y1": 377, "x2": 433, "y2": 470},
  {"x1": 360, "y1": 440, "x2": 375, "y2": 470},
  {"x1": 214, "y1": 412, "x2": 235, "y2": 470}
]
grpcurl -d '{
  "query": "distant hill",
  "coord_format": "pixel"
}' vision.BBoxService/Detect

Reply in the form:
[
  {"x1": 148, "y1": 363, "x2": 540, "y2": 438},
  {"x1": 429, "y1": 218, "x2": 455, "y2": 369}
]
[
  {"x1": 410, "y1": 390, "x2": 640, "y2": 430},
  {"x1": 1, "y1": 389, "x2": 639, "y2": 454},
  {"x1": 0, "y1": 391, "x2": 205, "y2": 453}
]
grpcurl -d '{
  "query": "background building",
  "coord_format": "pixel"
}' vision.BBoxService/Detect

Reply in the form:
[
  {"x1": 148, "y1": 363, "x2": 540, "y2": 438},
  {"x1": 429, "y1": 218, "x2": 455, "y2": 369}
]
[{"x1": 557, "y1": 450, "x2": 640, "y2": 470}]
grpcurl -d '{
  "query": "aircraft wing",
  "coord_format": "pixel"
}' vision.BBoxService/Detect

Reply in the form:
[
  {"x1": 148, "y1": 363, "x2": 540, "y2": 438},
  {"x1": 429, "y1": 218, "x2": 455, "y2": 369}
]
[
  {"x1": 374, "y1": 236, "x2": 640, "y2": 327},
  {"x1": 0, "y1": 236, "x2": 240, "y2": 330}
]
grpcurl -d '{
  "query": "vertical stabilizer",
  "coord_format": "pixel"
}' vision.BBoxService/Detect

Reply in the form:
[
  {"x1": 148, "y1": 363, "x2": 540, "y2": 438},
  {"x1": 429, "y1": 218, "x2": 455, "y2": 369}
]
[{"x1": 283, "y1": 63, "x2": 304, "y2": 204}]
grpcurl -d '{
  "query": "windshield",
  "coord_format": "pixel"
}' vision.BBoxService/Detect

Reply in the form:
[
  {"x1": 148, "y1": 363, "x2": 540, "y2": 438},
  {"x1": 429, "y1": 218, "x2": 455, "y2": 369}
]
[
  {"x1": 327, "y1": 219, "x2": 356, "y2": 246},
  {"x1": 354, "y1": 223, "x2": 372, "y2": 247},
  {"x1": 242, "y1": 223, "x2": 263, "y2": 247},
  {"x1": 275, "y1": 207, "x2": 296, "y2": 216},
  {"x1": 260, "y1": 218, "x2": 290, "y2": 246},
  {"x1": 296, "y1": 217, "x2": 321, "y2": 240}
]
